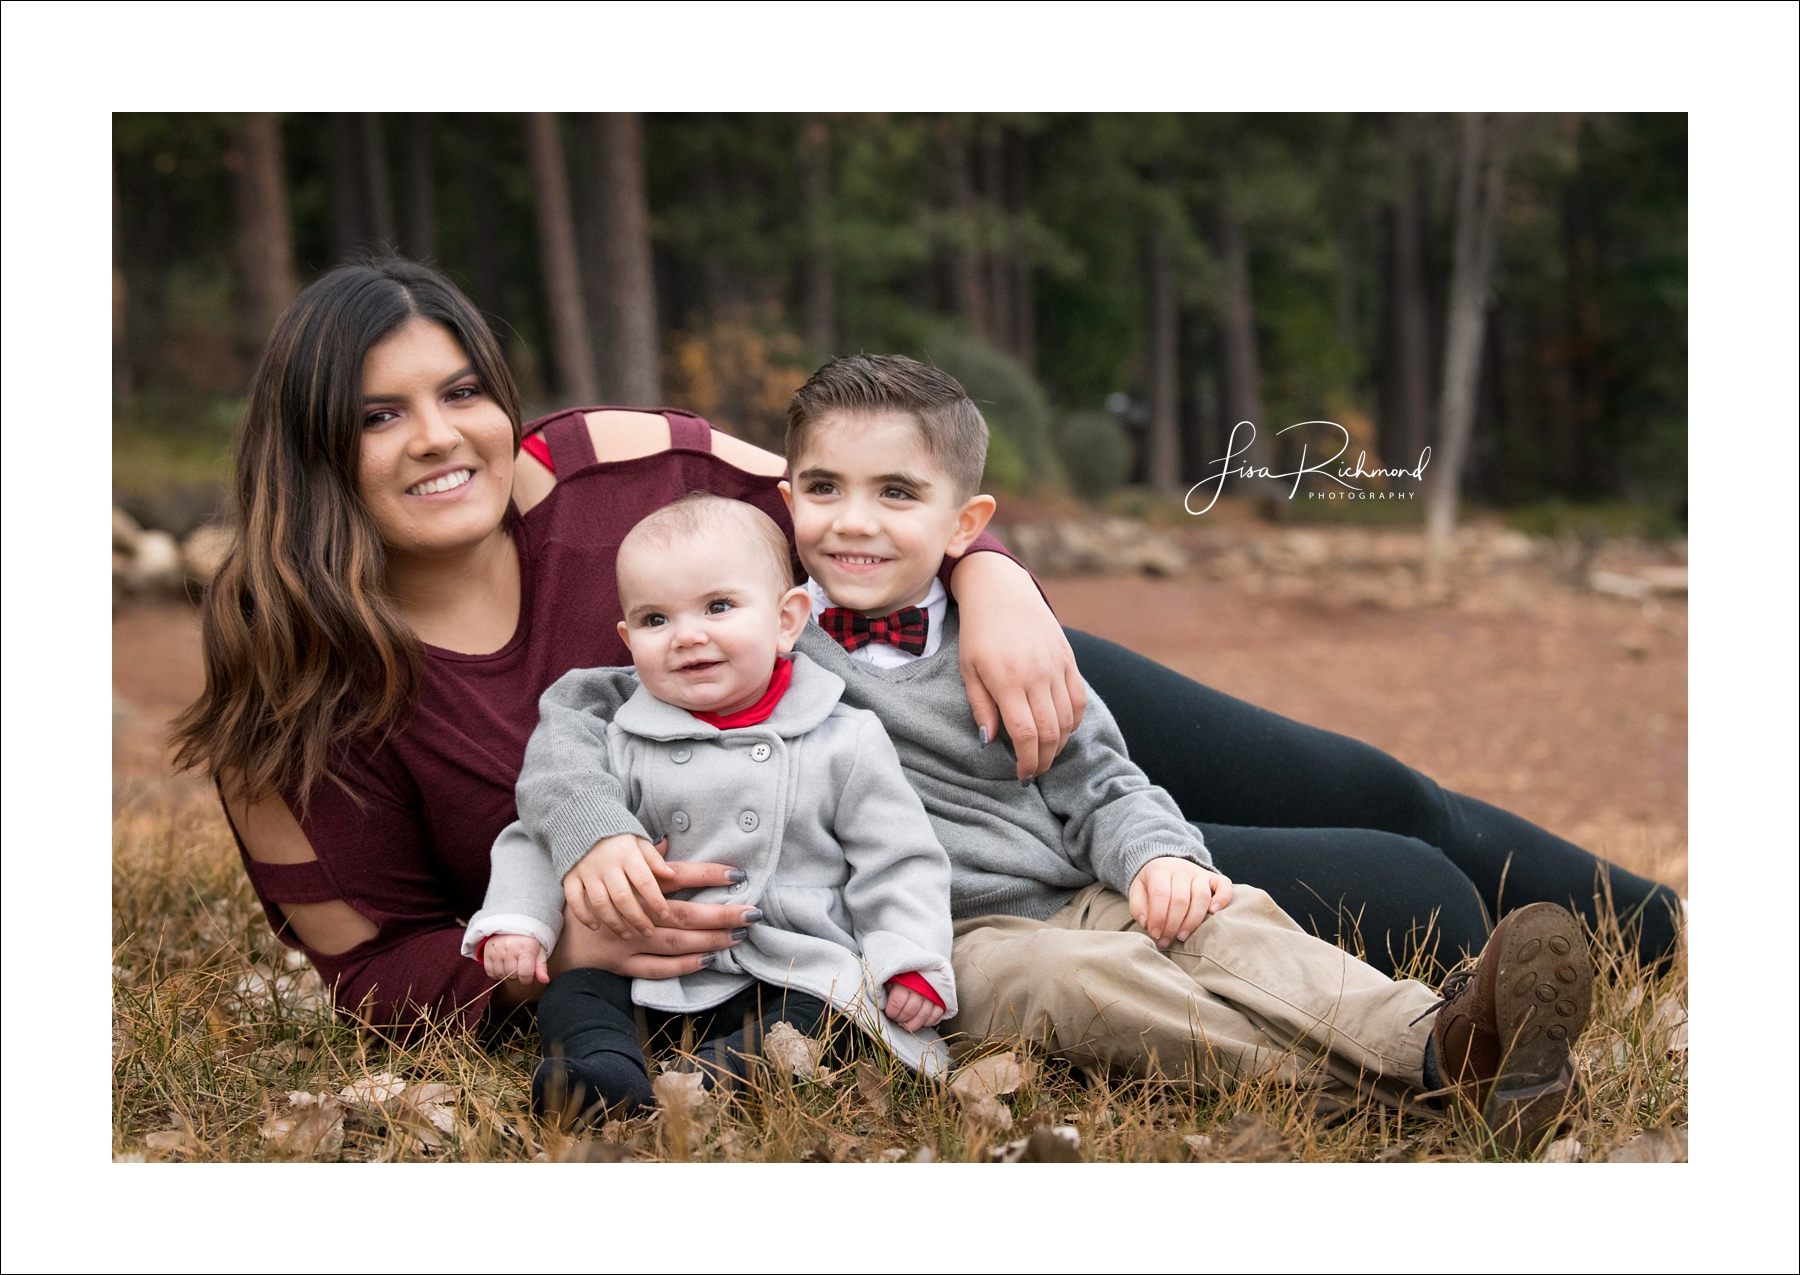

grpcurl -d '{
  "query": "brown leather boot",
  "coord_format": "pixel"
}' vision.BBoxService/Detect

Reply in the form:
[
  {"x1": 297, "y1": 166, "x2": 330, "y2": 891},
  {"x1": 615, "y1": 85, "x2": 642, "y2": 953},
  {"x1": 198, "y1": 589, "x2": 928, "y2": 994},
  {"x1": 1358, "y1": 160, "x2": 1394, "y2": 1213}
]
[{"x1": 1428, "y1": 902, "x2": 1593, "y2": 1148}]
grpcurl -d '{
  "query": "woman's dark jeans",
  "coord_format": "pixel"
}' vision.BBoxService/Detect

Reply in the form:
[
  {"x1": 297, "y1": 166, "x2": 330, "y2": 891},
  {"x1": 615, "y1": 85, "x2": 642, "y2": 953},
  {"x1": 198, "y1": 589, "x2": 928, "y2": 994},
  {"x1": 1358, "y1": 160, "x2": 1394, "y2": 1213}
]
[{"x1": 1068, "y1": 629, "x2": 1681, "y2": 976}]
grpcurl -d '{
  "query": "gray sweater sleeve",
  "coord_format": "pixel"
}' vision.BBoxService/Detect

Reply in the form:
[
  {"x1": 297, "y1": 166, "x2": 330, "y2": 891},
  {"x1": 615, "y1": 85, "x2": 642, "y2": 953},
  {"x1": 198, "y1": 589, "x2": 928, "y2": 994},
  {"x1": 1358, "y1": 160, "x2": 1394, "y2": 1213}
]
[
  {"x1": 461, "y1": 820, "x2": 569, "y2": 957},
  {"x1": 1032, "y1": 683, "x2": 1212, "y2": 896},
  {"x1": 831, "y1": 714, "x2": 959, "y2": 1015},
  {"x1": 516, "y1": 665, "x2": 653, "y2": 879}
]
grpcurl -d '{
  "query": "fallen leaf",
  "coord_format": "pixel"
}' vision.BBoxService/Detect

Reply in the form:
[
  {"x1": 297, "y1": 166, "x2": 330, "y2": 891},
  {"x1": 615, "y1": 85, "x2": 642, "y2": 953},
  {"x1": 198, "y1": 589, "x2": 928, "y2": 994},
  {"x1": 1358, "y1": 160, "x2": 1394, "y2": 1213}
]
[
  {"x1": 556, "y1": 1139, "x2": 628, "y2": 1163},
  {"x1": 339, "y1": 1073, "x2": 407, "y2": 1108},
  {"x1": 949, "y1": 1051, "x2": 1025, "y2": 1129},
  {"x1": 878, "y1": 1147, "x2": 907, "y2": 1162},
  {"x1": 1605, "y1": 1128, "x2": 1686, "y2": 1163},
  {"x1": 993, "y1": 1125, "x2": 1081, "y2": 1163},
  {"x1": 1216, "y1": 1114, "x2": 1292, "y2": 1163},
  {"x1": 1649, "y1": 1000, "x2": 1688, "y2": 1054},
  {"x1": 114, "y1": 1153, "x2": 146, "y2": 1164},
  {"x1": 1543, "y1": 1136, "x2": 1584, "y2": 1163},
  {"x1": 854, "y1": 1061, "x2": 892, "y2": 1117},
  {"x1": 261, "y1": 1092, "x2": 345, "y2": 1158},
  {"x1": 1182, "y1": 1133, "x2": 1215, "y2": 1157},
  {"x1": 763, "y1": 1021, "x2": 827, "y2": 1080},
  {"x1": 653, "y1": 1069, "x2": 709, "y2": 1119},
  {"x1": 913, "y1": 1146, "x2": 935, "y2": 1163},
  {"x1": 144, "y1": 1129, "x2": 196, "y2": 1154}
]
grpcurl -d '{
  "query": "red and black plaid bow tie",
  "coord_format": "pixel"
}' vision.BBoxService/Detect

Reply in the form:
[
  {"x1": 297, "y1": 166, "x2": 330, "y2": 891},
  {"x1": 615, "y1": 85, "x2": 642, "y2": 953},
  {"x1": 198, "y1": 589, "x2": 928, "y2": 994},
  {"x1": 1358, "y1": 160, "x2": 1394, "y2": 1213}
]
[{"x1": 818, "y1": 605, "x2": 929, "y2": 655}]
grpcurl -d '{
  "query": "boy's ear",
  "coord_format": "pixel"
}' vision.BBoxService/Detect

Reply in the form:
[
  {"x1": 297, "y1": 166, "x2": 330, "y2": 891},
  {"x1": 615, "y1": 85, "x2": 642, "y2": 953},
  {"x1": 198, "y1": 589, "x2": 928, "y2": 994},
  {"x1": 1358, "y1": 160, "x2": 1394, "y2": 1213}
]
[
  {"x1": 944, "y1": 493, "x2": 998, "y2": 558},
  {"x1": 777, "y1": 479, "x2": 793, "y2": 512},
  {"x1": 774, "y1": 584, "x2": 813, "y2": 653}
]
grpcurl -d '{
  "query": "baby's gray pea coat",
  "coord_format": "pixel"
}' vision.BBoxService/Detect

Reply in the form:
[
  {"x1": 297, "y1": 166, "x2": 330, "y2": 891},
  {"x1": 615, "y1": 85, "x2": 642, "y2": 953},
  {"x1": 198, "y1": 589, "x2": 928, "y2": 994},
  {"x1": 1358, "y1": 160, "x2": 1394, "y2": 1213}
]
[{"x1": 467, "y1": 653, "x2": 957, "y2": 1074}]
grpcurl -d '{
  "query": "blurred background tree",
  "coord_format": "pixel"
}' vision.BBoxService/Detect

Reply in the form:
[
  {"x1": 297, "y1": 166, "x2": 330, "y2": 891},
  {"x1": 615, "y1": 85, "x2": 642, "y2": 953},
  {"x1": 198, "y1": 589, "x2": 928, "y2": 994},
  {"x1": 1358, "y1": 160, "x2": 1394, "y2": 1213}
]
[{"x1": 112, "y1": 112, "x2": 1686, "y2": 537}]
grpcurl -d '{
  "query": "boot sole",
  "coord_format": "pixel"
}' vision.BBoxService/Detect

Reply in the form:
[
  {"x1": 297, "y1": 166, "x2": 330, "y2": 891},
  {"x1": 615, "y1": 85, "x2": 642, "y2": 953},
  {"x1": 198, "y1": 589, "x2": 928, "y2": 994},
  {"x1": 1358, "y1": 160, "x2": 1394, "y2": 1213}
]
[{"x1": 1484, "y1": 903, "x2": 1592, "y2": 1143}]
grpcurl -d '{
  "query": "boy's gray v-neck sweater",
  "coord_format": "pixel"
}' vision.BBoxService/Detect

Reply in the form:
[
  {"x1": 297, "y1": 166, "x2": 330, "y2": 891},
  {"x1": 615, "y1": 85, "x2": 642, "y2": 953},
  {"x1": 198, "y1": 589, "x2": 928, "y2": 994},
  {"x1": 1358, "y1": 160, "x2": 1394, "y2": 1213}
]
[{"x1": 515, "y1": 608, "x2": 1210, "y2": 923}]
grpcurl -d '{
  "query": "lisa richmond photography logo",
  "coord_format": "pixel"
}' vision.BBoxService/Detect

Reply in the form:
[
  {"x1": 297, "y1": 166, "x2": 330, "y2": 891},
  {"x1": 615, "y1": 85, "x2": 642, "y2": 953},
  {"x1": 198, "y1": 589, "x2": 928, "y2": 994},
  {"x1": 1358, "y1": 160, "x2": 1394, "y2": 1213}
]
[{"x1": 1185, "y1": 420, "x2": 1431, "y2": 516}]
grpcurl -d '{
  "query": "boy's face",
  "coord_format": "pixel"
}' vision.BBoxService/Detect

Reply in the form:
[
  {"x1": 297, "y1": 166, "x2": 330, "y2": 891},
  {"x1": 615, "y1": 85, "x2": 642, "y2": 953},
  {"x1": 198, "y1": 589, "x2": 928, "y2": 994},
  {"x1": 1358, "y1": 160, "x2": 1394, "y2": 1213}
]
[
  {"x1": 782, "y1": 411, "x2": 996, "y2": 616},
  {"x1": 615, "y1": 535, "x2": 812, "y2": 716}
]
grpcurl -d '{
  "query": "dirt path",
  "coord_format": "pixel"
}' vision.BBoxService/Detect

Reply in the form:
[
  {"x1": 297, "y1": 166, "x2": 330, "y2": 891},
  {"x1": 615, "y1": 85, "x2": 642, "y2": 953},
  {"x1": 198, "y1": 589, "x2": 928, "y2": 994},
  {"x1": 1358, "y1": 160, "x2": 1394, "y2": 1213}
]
[{"x1": 113, "y1": 576, "x2": 1686, "y2": 893}]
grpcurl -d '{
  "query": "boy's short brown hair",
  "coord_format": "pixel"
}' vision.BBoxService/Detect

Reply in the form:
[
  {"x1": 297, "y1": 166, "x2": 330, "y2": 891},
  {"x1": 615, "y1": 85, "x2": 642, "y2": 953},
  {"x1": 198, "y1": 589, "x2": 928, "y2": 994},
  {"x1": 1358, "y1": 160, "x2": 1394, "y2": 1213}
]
[{"x1": 786, "y1": 354, "x2": 989, "y2": 499}]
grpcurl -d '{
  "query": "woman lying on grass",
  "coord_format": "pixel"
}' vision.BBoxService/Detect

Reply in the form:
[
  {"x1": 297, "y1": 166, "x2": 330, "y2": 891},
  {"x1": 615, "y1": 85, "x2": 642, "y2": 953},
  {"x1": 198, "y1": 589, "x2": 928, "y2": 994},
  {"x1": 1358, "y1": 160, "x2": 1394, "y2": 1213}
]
[{"x1": 172, "y1": 258, "x2": 1679, "y2": 1072}]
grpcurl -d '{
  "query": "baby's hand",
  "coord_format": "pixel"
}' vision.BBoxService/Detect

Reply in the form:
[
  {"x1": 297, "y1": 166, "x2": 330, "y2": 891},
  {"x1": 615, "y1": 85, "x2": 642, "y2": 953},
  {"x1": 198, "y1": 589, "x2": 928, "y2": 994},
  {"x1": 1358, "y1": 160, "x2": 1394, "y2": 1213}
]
[
  {"x1": 482, "y1": 933, "x2": 549, "y2": 985},
  {"x1": 565, "y1": 832, "x2": 680, "y2": 939},
  {"x1": 884, "y1": 982, "x2": 944, "y2": 1032},
  {"x1": 1129, "y1": 857, "x2": 1234, "y2": 948}
]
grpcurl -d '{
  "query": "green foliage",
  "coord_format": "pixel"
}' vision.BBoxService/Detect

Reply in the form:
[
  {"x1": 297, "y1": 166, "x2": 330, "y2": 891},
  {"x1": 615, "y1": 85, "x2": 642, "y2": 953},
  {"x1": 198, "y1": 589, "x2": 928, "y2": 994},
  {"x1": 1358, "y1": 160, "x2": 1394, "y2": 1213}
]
[
  {"x1": 920, "y1": 329, "x2": 1055, "y2": 482},
  {"x1": 1056, "y1": 410, "x2": 1133, "y2": 501}
]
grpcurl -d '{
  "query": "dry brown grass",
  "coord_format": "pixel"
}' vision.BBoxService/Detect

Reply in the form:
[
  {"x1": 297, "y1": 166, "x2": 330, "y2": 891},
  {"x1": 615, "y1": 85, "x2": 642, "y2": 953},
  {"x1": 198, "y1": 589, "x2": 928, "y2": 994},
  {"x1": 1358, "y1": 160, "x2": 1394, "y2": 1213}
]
[{"x1": 113, "y1": 785, "x2": 1686, "y2": 1165}]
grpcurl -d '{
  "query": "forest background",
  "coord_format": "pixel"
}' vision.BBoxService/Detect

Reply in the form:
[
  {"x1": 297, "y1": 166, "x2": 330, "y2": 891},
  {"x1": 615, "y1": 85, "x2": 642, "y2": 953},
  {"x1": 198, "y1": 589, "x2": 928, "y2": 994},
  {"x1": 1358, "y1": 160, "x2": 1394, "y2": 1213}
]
[{"x1": 112, "y1": 111, "x2": 1686, "y2": 536}]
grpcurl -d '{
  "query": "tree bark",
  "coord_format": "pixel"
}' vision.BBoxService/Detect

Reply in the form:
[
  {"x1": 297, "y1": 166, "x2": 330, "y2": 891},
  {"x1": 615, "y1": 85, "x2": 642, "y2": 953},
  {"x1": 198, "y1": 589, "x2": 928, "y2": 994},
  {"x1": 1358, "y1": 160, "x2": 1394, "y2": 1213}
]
[
  {"x1": 1387, "y1": 113, "x2": 1433, "y2": 471},
  {"x1": 327, "y1": 113, "x2": 364, "y2": 260},
  {"x1": 1146, "y1": 224, "x2": 1181, "y2": 496},
  {"x1": 1006, "y1": 129, "x2": 1036, "y2": 371},
  {"x1": 459, "y1": 115, "x2": 505, "y2": 320},
  {"x1": 403, "y1": 113, "x2": 436, "y2": 262},
  {"x1": 230, "y1": 113, "x2": 298, "y2": 361},
  {"x1": 1424, "y1": 113, "x2": 1511, "y2": 592},
  {"x1": 591, "y1": 112, "x2": 660, "y2": 406},
  {"x1": 798, "y1": 115, "x2": 836, "y2": 359},
  {"x1": 939, "y1": 124, "x2": 988, "y2": 339},
  {"x1": 1216, "y1": 194, "x2": 1281, "y2": 502},
  {"x1": 113, "y1": 151, "x2": 131, "y2": 399},
  {"x1": 360, "y1": 114, "x2": 395, "y2": 248},
  {"x1": 982, "y1": 134, "x2": 1013, "y2": 357},
  {"x1": 525, "y1": 112, "x2": 600, "y2": 404}
]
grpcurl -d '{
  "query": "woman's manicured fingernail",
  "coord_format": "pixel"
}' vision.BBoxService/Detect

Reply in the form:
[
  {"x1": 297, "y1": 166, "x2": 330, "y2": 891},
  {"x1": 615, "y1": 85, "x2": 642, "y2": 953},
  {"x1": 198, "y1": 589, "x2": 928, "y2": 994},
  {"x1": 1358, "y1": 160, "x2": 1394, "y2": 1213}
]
[
  {"x1": 741, "y1": 908, "x2": 764, "y2": 924},
  {"x1": 979, "y1": 726, "x2": 990, "y2": 746},
  {"x1": 726, "y1": 869, "x2": 748, "y2": 883},
  {"x1": 697, "y1": 952, "x2": 718, "y2": 968},
  {"x1": 730, "y1": 928, "x2": 750, "y2": 941}
]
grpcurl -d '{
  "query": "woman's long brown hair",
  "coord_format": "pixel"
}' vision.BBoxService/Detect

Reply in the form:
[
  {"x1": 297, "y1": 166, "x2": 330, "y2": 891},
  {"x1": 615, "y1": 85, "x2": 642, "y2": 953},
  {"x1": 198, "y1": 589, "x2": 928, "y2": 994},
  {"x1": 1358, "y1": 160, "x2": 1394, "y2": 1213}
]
[{"x1": 172, "y1": 259, "x2": 522, "y2": 806}]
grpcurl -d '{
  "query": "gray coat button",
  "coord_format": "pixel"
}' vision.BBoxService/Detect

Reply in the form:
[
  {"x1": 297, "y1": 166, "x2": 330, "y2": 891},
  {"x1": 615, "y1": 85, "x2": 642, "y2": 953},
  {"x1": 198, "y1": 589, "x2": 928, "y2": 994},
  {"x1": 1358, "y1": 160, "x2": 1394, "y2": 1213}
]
[
  {"x1": 671, "y1": 811, "x2": 690, "y2": 832},
  {"x1": 750, "y1": 742, "x2": 772, "y2": 762},
  {"x1": 671, "y1": 747, "x2": 692, "y2": 764},
  {"x1": 738, "y1": 810, "x2": 759, "y2": 832}
]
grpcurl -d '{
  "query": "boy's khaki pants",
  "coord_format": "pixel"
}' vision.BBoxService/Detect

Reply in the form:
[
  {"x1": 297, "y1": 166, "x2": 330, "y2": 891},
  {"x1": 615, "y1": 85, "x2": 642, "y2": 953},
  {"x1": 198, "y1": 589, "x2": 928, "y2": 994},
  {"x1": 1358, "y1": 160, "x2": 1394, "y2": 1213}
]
[{"x1": 943, "y1": 883, "x2": 1440, "y2": 1109}]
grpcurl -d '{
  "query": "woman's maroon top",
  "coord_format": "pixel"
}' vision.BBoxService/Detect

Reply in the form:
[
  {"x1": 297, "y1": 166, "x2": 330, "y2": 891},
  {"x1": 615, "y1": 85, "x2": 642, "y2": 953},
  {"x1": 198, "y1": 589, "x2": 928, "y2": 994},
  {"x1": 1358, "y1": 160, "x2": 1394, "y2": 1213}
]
[{"x1": 231, "y1": 408, "x2": 1019, "y2": 1031}]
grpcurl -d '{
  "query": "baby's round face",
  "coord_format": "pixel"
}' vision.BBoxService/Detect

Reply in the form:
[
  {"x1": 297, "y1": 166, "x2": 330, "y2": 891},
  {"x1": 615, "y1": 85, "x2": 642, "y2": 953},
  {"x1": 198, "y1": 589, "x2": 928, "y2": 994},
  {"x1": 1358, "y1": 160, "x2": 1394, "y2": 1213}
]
[{"x1": 615, "y1": 534, "x2": 803, "y2": 716}]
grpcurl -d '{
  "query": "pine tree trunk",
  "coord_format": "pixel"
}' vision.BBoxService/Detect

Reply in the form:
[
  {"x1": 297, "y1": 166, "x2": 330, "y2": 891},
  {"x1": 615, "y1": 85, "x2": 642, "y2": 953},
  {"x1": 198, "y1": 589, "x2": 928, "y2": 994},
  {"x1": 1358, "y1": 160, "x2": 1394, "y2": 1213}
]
[
  {"x1": 230, "y1": 113, "x2": 298, "y2": 360},
  {"x1": 982, "y1": 135, "x2": 1013, "y2": 357},
  {"x1": 592, "y1": 112, "x2": 660, "y2": 406},
  {"x1": 799, "y1": 116, "x2": 836, "y2": 359},
  {"x1": 460, "y1": 115, "x2": 505, "y2": 321},
  {"x1": 1387, "y1": 114, "x2": 1433, "y2": 471},
  {"x1": 113, "y1": 151, "x2": 131, "y2": 399},
  {"x1": 1005, "y1": 129, "x2": 1035, "y2": 369},
  {"x1": 1146, "y1": 225, "x2": 1181, "y2": 495},
  {"x1": 1424, "y1": 113, "x2": 1511, "y2": 593},
  {"x1": 525, "y1": 112, "x2": 600, "y2": 405},
  {"x1": 1217, "y1": 194, "x2": 1280, "y2": 501},
  {"x1": 939, "y1": 125, "x2": 988, "y2": 339},
  {"x1": 327, "y1": 113, "x2": 364, "y2": 260},
  {"x1": 403, "y1": 113, "x2": 436, "y2": 262},
  {"x1": 360, "y1": 114, "x2": 395, "y2": 247}
]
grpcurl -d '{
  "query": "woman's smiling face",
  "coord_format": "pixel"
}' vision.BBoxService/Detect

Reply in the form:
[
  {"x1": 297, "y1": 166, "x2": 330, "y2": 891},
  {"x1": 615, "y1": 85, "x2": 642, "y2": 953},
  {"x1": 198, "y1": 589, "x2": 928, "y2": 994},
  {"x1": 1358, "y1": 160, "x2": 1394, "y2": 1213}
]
[{"x1": 357, "y1": 317, "x2": 516, "y2": 562}]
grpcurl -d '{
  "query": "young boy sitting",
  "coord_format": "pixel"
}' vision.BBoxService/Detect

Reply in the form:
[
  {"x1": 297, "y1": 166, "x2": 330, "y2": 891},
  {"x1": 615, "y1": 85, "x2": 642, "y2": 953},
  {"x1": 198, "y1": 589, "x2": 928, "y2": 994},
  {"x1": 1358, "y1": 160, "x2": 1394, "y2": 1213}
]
[
  {"x1": 465, "y1": 495, "x2": 957, "y2": 1116},
  {"x1": 521, "y1": 356, "x2": 1594, "y2": 1144}
]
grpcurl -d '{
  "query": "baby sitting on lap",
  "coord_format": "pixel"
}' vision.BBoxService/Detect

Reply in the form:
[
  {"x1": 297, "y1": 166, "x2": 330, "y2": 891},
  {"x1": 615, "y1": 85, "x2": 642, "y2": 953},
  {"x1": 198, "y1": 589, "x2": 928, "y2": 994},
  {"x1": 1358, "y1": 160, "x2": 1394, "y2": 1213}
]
[{"x1": 465, "y1": 494, "x2": 956, "y2": 1118}]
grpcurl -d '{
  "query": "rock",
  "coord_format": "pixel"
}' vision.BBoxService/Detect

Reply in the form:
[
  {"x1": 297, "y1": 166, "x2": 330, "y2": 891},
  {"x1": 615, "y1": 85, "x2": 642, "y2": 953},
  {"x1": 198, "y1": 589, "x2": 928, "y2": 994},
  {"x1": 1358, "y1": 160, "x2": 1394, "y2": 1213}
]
[
  {"x1": 1000, "y1": 517, "x2": 1187, "y2": 578},
  {"x1": 121, "y1": 529, "x2": 185, "y2": 595},
  {"x1": 1590, "y1": 570, "x2": 1652, "y2": 601},
  {"x1": 1638, "y1": 566, "x2": 1687, "y2": 596},
  {"x1": 1606, "y1": 1127, "x2": 1686, "y2": 1163},
  {"x1": 181, "y1": 524, "x2": 235, "y2": 585},
  {"x1": 113, "y1": 507, "x2": 144, "y2": 555}
]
